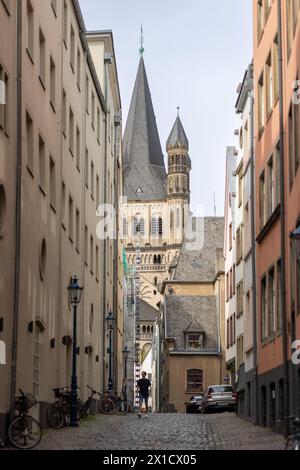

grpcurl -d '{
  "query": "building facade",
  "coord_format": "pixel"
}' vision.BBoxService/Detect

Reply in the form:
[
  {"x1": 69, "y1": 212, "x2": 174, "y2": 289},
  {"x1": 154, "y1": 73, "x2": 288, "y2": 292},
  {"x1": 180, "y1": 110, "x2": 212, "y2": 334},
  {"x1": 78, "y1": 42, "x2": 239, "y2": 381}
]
[
  {"x1": 0, "y1": 0, "x2": 123, "y2": 438},
  {"x1": 158, "y1": 218, "x2": 226, "y2": 413},
  {"x1": 253, "y1": 0, "x2": 300, "y2": 430}
]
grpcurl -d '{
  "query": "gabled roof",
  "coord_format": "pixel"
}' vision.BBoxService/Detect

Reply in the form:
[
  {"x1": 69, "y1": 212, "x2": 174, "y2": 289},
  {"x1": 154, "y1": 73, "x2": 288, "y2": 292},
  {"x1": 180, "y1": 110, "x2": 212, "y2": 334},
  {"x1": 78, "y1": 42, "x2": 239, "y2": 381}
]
[
  {"x1": 140, "y1": 299, "x2": 159, "y2": 322},
  {"x1": 166, "y1": 116, "x2": 189, "y2": 150},
  {"x1": 123, "y1": 56, "x2": 167, "y2": 201}
]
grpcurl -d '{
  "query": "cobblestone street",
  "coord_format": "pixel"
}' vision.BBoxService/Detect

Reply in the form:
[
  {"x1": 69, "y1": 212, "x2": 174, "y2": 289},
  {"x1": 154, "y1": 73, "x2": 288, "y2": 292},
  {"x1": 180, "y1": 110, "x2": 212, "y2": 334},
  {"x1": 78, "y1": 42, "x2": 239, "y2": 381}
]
[{"x1": 35, "y1": 412, "x2": 285, "y2": 451}]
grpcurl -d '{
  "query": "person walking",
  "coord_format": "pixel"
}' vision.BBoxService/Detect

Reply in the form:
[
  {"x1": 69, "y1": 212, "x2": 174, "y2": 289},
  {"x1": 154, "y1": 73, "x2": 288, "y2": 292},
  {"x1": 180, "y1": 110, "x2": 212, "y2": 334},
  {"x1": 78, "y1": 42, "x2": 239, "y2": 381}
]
[{"x1": 137, "y1": 371, "x2": 151, "y2": 418}]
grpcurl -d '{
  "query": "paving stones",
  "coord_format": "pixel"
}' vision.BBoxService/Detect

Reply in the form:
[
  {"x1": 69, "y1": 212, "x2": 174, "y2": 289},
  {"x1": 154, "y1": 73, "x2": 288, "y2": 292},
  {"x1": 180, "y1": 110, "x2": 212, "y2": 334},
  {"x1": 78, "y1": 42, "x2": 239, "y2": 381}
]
[{"x1": 35, "y1": 412, "x2": 285, "y2": 451}]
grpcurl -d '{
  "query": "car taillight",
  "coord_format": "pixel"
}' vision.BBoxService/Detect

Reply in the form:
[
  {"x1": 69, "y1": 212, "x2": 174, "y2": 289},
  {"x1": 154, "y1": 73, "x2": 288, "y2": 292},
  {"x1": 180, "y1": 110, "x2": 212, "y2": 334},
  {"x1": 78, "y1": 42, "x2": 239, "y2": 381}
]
[
  {"x1": 207, "y1": 394, "x2": 212, "y2": 399},
  {"x1": 232, "y1": 392, "x2": 237, "y2": 399}
]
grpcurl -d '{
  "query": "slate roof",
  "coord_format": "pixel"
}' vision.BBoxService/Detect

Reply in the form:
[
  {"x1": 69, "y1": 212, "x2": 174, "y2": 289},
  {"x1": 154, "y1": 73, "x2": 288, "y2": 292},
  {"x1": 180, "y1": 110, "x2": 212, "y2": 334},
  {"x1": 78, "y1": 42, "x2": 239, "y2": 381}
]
[
  {"x1": 165, "y1": 296, "x2": 218, "y2": 351},
  {"x1": 173, "y1": 217, "x2": 225, "y2": 282},
  {"x1": 139, "y1": 298, "x2": 159, "y2": 322},
  {"x1": 166, "y1": 116, "x2": 189, "y2": 150},
  {"x1": 123, "y1": 56, "x2": 167, "y2": 201}
]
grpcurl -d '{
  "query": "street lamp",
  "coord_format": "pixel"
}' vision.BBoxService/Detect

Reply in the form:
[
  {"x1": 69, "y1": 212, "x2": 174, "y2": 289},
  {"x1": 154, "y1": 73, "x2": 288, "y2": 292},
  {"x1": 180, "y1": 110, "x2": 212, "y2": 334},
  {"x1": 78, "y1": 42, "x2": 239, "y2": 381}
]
[
  {"x1": 290, "y1": 225, "x2": 300, "y2": 262},
  {"x1": 67, "y1": 276, "x2": 83, "y2": 427},
  {"x1": 122, "y1": 346, "x2": 130, "y2": 380},
  {"x1": 106, "y1": 311, "x2": 115, "y2": 392}
]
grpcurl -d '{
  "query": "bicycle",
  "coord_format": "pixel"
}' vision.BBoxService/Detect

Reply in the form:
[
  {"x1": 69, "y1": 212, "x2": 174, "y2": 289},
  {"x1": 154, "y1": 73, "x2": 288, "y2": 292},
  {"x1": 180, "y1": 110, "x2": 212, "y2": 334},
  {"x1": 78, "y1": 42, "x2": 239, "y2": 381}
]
[
  {"x1": 285, "y1": 416, "x2": 300, "y2": 450},
  {"x1": 47, "y1": 387, "x2": 72, "y2": 428},
  {"x1": 81, "y1": 385, "x2": 102, "y2": 416},
  {"x1": 99, "y1": 390, "x2": 116, "y2": 415},
  {"x1": 114, "y1": 389, "x2": 130, "y2": 415},
  {"x1": 8, "y1": 389, "x2": 42, "y2": 449}
]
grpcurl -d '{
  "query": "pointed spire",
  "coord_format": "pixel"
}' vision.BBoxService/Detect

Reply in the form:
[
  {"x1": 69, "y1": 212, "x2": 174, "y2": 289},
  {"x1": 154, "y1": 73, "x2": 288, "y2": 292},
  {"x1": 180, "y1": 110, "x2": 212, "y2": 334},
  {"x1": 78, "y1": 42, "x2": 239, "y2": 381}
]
[
  {"x1": 166, "y1": 113, "x2": 189, "y2": 150},
  {"x1": 123, "y1": 56, "x2": 167, "y2": 201}
]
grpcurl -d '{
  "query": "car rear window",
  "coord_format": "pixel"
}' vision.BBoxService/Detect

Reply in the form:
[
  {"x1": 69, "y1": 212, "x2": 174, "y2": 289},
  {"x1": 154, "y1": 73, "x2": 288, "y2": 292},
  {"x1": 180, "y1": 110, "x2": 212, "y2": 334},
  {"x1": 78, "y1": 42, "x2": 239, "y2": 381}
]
[{"x1": 209, "y1": 386, "x2": 233, "y2": 393}]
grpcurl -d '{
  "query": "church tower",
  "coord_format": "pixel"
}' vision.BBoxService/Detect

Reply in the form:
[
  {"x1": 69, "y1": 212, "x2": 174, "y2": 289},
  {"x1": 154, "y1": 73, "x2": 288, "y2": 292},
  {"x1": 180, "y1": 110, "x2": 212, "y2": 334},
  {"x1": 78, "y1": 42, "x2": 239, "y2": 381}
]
[{"x1": 166, "y1": 113, "x2": 191, "y2": 245}]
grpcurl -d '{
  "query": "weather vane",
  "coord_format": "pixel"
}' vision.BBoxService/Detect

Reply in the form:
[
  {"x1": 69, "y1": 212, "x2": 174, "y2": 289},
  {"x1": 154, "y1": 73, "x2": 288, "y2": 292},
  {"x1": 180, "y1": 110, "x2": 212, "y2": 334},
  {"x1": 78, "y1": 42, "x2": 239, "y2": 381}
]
[
  {"x1": 139, "y1": 25, "x2": 144, "y2": 55},
  {"x1": 177, "y1": 106, "x2": 180, "y2": 117}
]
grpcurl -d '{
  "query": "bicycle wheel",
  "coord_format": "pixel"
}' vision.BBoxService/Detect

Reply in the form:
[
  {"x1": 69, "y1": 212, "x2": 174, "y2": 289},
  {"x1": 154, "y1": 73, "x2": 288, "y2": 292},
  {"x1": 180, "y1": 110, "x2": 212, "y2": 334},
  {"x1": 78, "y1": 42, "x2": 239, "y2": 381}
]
[
  {"x1": 99, "y1": 398, "x2": 115, "y2": 415},
  {"x1": 8, "y1": 416, "x2": 42, "y2": 450},
  {"x1": 47, "y1": 402, "x2": 64, "y2": 429},
  {"x1": 115, "y1": 397, "x2": 129, "y2": 415}
]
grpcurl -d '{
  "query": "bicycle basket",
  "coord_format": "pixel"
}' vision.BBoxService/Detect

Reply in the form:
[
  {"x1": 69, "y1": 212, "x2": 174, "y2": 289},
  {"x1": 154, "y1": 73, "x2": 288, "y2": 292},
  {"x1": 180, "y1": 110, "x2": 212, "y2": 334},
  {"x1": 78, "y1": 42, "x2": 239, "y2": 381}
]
[{"x1": 15, "y1": 393, "x2": 37, "y2": 412}]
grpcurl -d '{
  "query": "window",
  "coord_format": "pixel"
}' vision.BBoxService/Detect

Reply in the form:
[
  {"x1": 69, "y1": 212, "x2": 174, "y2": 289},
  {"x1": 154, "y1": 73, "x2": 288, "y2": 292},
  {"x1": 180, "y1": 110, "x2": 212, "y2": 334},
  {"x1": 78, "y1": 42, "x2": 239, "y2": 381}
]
[
  {"x1": 26, "y1": 111, "x2": 34, "y2": 173},
  {"x1": 187, "y1": 369, "x2": 203, "y2": 392},
  {"x1": 68, "y1": 195, "x2": 73, "y2": 242},
  {"x1": 229, "y1": 223, "x2": 233, "y2": 251},
  {"x1": 84, "y1": 226, "x2": 88, "y2": 265},
  {"x1": 277, "y1": 259, "x2": 282, "y2": 332},
  {"x1": 51, "y1": 0, "x2": 57, "y2": 16},
  {"x1": 49, "y1": 156, "x2": 56, "y2": 209},
  {"x1": 158, "y1": 217, "x2": 163, "y2": 236},
  {"x1": 91, "y1": 161, "x2": 94, "y2": 199},
  {"x1": 266, "y1": 52, "x2": 273, "y2": 117},
  {"x1": 258, "y1": 72, "x2": 265, "y2": 134},
  {"x1": 237, "y1": 281, "x2": 243, "y2": 318},
  {"x1": 273, "y1": 35, "x2": 279, "y2": 103},
  {"x1": 69, "y1": 107, "x2": 74, "y2": 155},
  {"x1": 26, "y1": 0, "x2": 34, "y2": 60},
  {"x1": 39, "y1": 29, "x2": 46, "y2": 87},
  {"x1": 75, "y1": 209, "x2": 80, "y2": 252},
  {"x1": 122, "y1": 219, "x2": 128, "y2": 239},
  {"x1": 61, "y1": 181, "x2": 66, "y2": 228},
  {"x1": 33, "y1": 325, "x2": 41, "y2": 397},
  {"x1": 186, "y1": 333, "x2": 204, "y2": 350},
  {"x1": 91, "y1": 92, "x2": 95, "y2": 129},
  {"x1": 233, "y1": 264, "x2": 236, "y2": 295},
  {"x1": 96, "y1": 245, "x2": 99, "y2": 280},
  {"x1": 63, "y1": 1, "x2": 68, "y2": 47},
  {"x1": 261, "y1": 276, "x2": 267, "y2": 341},
  {"x1": 0, "y1": 65, "x2": 8, "y2": 132},
  {"x1": 267, "y1": 156, "x2": 275, "y2": 216},
  {"x1": 286, "y1": 0, "x2": 299, "y2": 59},
  {"x1": 259, "y1": 171, "x2": 266, "y2": 228},
  {"x1": 0, "y1": 184, "x2": 7, "y2": 236},
  {"x1": 238, "y1": 170, "x2": 243, "y2": 208},
  {"x1": 85, "y1": 75, "x2": 89, "y2": 113},
  {"x1": 275, "y1": 142, "x2": 281, "y2": 205},
  {"x1": 257, "y1": 1, "x2": 264, "y2": 41},
  {"x1": 70, "y1": 25, "x2": 75, "y2": 72},
  {"x1": 50, "y1": 56, "x2": 56, "y2": 110},
  {"x1": 76, "y1": 126, "x2": 80, "y2": 170},
  {"x1": 62, "y1": 89, "x2": 66, "y2": 137},
  {"x1": 97, "y1": 108, "x2": 100, "y2": 142},
  {"x1": 226, "y1": 319, "x2": 229, "y2": 348},
  {"x1": 85, "y1": 149, "x2": 89, "y2": 187},
  {"x1": 268, "y1": 267, "x2": 276, "y2": 336},
  {"x1": 236, "y1": 335, "x2": 244, "y2": 371},
  {"x1": 90, "y1": 236, "x2": 94, "y2": 274},
  {"x1": 39, "y1": 135, "x2": 46, "y2": 193},
  {"x1": 226, "y1": 272, "x2": 229, "y2": 302},
  {"x1": 96, "y1": 175, "x2": 99, "y2": 206},
  {"x1": 236, "y1": 225, "x2": 243, "y2": 264},
  {"x1": 77, "y1": 48, "x2": 81, "y2": 90}
]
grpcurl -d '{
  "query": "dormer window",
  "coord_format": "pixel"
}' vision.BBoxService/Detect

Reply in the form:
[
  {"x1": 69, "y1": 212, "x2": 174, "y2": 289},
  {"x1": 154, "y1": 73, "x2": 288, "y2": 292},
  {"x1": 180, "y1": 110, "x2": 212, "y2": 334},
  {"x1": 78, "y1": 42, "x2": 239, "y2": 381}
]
[{"x1": 185, "y1": 332, "x2": 204, "y2": 350}]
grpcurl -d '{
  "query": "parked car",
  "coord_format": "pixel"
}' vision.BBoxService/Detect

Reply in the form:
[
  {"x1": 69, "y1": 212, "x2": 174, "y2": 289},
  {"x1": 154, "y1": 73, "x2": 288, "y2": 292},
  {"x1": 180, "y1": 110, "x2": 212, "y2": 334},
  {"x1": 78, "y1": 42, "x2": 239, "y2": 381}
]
[
  {"x1": 201, "y1": 385, "x2": 237, "y2": 414},
  {"x1": 185, "y1": 395, "x2": 203, "y2": 414}
]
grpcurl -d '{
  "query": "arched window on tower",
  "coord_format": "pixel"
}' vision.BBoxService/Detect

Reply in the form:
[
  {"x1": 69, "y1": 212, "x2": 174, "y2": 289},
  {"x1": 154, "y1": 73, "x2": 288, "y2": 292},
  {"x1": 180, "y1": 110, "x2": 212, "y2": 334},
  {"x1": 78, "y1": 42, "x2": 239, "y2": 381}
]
[
  {"x1": 158, "y1": 217, "x2": 163, "y2": 236},
  {"x1": 151, "y1": 217, "x2": 157, "y2": 236},
  {"x1": 170, "y1": 210, "x2": 174, "y2": 229}
]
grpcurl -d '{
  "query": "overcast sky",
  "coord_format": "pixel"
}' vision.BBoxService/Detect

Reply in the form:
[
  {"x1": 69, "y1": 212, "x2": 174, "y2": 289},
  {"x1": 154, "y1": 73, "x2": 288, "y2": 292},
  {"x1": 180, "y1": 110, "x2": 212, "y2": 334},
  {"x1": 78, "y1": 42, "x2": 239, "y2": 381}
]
[{"x1": 79, "y1": 0, "x2": 253, "y2": 216}]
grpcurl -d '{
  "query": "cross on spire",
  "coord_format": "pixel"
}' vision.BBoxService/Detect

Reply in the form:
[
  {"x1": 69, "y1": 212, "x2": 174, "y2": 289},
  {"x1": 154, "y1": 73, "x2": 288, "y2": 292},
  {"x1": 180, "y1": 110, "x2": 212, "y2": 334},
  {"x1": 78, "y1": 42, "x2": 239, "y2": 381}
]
[
  {"x1": 139, "y1": 26, "x2": 144, "y2": 55},
  {"x1": 177, "y1": 106, "x2": 180, "y2": 118}
]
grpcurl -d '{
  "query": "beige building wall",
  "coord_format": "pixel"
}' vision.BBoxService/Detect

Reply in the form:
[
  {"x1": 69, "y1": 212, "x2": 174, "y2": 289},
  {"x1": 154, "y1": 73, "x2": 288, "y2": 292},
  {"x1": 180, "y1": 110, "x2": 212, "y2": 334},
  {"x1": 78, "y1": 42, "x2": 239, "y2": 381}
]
[{"x1": 0, "y1": 0, "x2": 123, "y2": 434}]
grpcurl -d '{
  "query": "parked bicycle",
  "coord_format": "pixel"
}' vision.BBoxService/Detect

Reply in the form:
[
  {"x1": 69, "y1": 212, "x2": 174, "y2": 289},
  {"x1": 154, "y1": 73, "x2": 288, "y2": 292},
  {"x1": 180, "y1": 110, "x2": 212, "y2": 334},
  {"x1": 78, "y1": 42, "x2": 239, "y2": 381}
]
[
  {"x1": 8, "y1": 389, "x2": 42, "y2": 449},
  {"x1": 285, "y1": 416, "x2": 300, "y2": 450},
  {"x1": 99, "y1": 390, "x2": 116, "y2": 415},
  {"x1": 82, "y1": 385, "x2": 102, "y2": 416},
  {"x1": 47, "y1": 387, "x2": 72, "y2": 428},
  {"x1": 114, "y1": 389, "x2": 131, "y2": 415}
]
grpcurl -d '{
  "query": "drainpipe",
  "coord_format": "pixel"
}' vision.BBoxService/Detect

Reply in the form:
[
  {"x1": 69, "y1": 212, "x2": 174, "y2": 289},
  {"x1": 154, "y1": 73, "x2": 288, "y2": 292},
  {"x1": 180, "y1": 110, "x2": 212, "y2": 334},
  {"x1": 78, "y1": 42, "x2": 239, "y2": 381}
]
[
  {"x1": 10, "y1": 0, "x2": 22, "y2": 422},
  {"x1": 249, "y1": 86, "x2": 259, "y2": 425},
  {"x1": 277, "y1": 0, "x2": 289, "y2": 438},
  {"x1": 217, "y1": 277, "x2": 222, "y2": 384}
]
